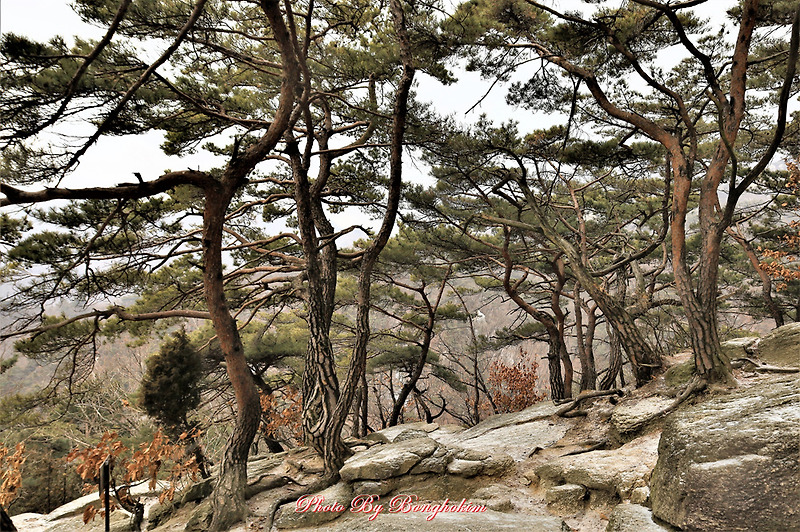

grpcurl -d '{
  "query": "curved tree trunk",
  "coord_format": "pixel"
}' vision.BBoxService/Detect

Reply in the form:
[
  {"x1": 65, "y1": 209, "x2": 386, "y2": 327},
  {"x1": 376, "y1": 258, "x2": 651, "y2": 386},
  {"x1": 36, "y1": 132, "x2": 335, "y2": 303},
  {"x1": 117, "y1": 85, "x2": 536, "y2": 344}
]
[
  {"x1": 204, "y1": 3, "x2": 299, "y2": 525},
  {"x1": 321, "y1": 0, "x2": 416, "y2": 474},
  {"x1": 389, "y1": 274, "x2": 449, "y2": 426},
  {"x1": 727, "y1": 226, "x2": 784, "y2": 327},
  {"x1": 204, "y1": 187, "x2": 262, "y2": 531}
]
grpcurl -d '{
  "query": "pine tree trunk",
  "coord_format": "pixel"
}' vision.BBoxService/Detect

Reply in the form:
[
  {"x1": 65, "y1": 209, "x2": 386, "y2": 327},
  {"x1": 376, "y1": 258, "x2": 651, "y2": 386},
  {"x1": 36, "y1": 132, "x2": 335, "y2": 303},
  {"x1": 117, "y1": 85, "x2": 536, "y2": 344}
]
[
  {"x1": 546, "y1": 326, "x2": 566, "y2": 401},
  {"x1": 671, "y1": 155, "x2": 734, "y2": 385},
  {"x1": 313, "y1": 0, "x2": 416, "y2": 476},
  {"x1": 600, "y1": 321, "x2": 623, "y2": 390},
  {"x1": 204, "y1": 188, "x2": 262, "y2": 531},
  {"x1": 574, "y1": 282, "x2": 597, "y2": 390}
]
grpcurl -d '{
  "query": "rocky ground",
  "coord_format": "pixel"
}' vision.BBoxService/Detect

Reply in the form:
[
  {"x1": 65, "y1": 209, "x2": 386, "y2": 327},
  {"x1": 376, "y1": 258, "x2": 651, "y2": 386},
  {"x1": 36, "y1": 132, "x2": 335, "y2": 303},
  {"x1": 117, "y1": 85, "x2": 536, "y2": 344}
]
[{"x1": 12, "y1": 325, "x2": 800, "y2": 532}]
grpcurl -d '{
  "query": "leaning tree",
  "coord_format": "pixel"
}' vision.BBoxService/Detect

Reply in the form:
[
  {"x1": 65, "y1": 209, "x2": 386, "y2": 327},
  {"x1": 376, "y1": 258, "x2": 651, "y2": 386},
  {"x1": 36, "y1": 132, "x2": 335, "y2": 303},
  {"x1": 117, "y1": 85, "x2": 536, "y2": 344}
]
[
  {"x1": 0, "y1": 0, "x2": 426, "y2": 527},
  {"x1": 447, "y1": 0, "x2": 800, "y2": 384}
]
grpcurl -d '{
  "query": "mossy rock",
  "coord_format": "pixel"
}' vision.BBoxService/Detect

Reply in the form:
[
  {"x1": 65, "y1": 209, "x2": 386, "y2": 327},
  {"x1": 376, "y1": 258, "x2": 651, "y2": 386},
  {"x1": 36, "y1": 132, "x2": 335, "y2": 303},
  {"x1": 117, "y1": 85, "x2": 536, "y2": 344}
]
[{"x1": 664, "y1": 359, "x2": 695, "y2": 389}]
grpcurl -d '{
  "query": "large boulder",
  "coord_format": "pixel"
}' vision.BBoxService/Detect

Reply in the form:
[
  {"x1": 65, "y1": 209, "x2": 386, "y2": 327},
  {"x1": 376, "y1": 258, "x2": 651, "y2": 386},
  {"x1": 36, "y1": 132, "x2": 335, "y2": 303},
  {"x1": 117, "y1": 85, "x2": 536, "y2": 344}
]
[
  {"x1": 650, "y1": 376, "x2": 800, "y2": 531},
  {"x1": 533, "y1": 433, "x2": 659, "y2": 500},
  {"x1": 340, "y1": 437, "x2": 439, "y2": 482},
  {"x1": 756, "y1": 323, "x2": 800, "y2": 367},
  {"x1": 720, "y1": 336, "x2": 759, "y2": 360},
  {"x1": 274, "y1": 482, "x2": 353, "y2": 529}
]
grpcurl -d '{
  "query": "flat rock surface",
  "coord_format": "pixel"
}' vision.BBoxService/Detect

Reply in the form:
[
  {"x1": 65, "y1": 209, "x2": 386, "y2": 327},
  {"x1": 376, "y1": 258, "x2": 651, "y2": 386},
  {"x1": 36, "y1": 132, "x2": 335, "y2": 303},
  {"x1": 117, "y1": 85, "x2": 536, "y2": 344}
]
[
  {"x1": 286, "y1": 508, "x2": 572, "y2": 531},
  {"x1": 611, "y1": 396, "x2": 674, "y2": 435},
  {"x1": 651, "y1": 375, "x2": 800, "y2": 531},
  {"x1": 431, "y1": 402, "x2": 569, "y2": 462},
  {"x1": 375, "y1": 423, "x2": 441, "y2": 443}
]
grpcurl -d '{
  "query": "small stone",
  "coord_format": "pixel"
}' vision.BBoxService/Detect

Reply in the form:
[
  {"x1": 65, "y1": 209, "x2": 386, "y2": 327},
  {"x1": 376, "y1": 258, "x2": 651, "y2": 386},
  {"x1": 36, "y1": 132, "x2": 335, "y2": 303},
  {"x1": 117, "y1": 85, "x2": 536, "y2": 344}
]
[
  {"x1": 629, "y1": 487, "x2": 650, "y2": 505},
  {"x1": 545, "y1": 484, "x2": 586, "y2": 516},
  {"x1": 446, "y1": 458, "x2": 483, "y2": 478},
  {"x1": 455, "y1": 448, "x2": 490, "y2": 461}
]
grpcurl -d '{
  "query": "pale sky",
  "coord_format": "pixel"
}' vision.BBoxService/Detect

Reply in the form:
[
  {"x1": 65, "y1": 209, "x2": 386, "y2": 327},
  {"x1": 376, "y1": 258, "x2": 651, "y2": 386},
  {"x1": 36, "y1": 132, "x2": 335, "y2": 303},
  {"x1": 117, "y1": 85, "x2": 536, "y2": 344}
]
[
  {"x1": 0, "y1": 0, "x2": 765, "y2": 194},
  {"x1": 0, "y1": 0, "x2": 522, "y2": 194}
]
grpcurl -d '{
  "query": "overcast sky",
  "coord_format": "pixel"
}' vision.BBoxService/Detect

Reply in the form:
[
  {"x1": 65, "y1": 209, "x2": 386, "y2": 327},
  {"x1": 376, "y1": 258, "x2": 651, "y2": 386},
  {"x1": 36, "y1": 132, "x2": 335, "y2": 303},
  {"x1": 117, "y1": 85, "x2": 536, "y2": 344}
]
[
  {"x1": 0, "y1": 0, "x2": 762, "y2": 195},
  {"x1": 0, "y1": 0, "x2": 526, "y2": 191}
]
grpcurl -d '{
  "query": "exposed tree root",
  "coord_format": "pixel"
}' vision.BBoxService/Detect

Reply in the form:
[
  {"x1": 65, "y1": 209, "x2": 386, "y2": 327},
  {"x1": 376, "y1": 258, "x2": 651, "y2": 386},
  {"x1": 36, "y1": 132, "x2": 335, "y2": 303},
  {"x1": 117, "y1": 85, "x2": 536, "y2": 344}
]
[
  {"x1": 244, "y1": 474, "x2": 298, "y2": 499},
  {"x1": 555, "y1": 389, "x2": 624, "y2": 417},
  {"x1": 258, "y1": 473, "x2": 339, "y2": 531},
  {"x1": 561, "y1": 439, "x2": 608, "y2": 456},
  {"x1": 343, "y1": 437, "x2": 384, "y2": 448},
  {"x1": 732, "y1": 357, "x2": 800, "y2": 373},
  {"x1": 625, "y1": 375, "x2": 707, "y2": 432}
]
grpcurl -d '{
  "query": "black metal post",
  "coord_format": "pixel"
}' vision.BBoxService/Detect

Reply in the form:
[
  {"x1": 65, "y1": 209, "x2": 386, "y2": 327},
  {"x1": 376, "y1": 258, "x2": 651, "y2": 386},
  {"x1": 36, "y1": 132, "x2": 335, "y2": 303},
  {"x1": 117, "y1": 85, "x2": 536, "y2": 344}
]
[{"x1": 101, "y1": 457, "x2": 111, "y2": 532}]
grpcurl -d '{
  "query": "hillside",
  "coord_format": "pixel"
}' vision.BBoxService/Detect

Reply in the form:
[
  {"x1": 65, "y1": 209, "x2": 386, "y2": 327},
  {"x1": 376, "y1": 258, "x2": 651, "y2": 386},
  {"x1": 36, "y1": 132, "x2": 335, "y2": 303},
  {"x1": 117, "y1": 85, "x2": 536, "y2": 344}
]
[{"x1": 11, "y1": 324, "x2": 800, "y2": 532}]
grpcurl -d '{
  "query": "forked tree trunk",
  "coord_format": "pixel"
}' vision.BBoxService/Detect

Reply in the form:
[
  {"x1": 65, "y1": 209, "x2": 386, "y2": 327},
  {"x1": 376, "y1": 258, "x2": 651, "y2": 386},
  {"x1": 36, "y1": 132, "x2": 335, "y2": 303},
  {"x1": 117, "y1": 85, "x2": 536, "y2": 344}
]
[
  {"x1": 389, "y1": 276, "x2": 449, "y2": 426},
  {"x1": 491, "y1": 198, "x2": 662, "y2": 386},
  {"x1": 670, "y1": 154, "x2": 735, "y2": 385},
  {"x1": 299, "y1": 0, "x2": 416, "y2": 476}
]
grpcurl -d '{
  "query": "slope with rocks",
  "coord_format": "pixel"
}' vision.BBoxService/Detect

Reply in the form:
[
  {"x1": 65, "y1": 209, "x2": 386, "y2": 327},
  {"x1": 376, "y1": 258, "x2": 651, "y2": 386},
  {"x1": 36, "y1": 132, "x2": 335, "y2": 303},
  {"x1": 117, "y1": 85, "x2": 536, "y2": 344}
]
[{"x1": 14, "y1": 328, "x2": 800, "y2": 532}]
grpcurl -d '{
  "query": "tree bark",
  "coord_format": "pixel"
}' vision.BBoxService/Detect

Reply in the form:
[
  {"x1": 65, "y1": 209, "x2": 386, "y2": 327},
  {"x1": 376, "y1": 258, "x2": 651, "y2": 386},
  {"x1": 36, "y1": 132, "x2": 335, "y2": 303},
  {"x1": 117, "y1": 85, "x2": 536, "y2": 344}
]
[
  {"x1": 600, "y1": 320, "x2": 624, "y2": 390},
  {"x1": 204, "y1": 186, "x2": 262, "y2": 531},
  {"x1": 574, "y1": 282, "x2": 597, "y2": 390},
  {"x1": 304, "y1": 0, "x2": 416, "y2": 476},
  {"x1": 205, "y1": 2, "x2": 300, "y2": 527}
]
